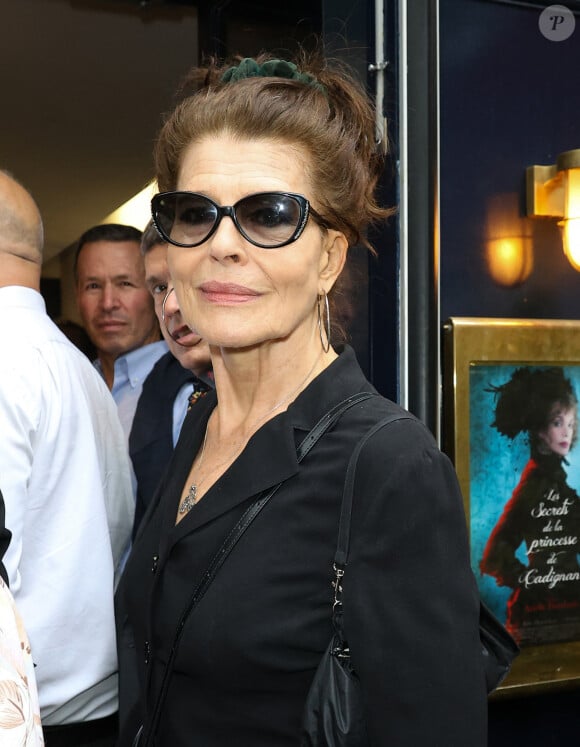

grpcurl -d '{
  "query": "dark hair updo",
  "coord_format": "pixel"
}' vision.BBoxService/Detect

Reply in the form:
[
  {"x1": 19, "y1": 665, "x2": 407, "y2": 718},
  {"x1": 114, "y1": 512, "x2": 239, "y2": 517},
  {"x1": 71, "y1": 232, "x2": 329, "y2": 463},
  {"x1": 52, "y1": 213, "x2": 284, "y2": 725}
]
[{"x1": 489, "y1": 367, "x2": 578, "y2": 450}]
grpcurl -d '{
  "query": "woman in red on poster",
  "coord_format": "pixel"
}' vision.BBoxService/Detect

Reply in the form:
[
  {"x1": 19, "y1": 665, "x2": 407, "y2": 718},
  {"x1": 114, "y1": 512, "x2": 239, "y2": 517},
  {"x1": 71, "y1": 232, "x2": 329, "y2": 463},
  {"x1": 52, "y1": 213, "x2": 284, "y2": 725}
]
[{"x1": 480, "y1": 366, "x2": 580, "y2": 646}]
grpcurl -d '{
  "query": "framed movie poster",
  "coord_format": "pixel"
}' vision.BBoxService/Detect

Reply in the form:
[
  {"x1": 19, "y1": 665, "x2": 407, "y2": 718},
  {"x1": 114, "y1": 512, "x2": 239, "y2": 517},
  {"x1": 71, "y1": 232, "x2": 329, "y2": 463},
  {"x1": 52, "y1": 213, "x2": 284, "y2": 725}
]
[{"x1": 443, "y1": 317, "x2": 580, "y2": 695}]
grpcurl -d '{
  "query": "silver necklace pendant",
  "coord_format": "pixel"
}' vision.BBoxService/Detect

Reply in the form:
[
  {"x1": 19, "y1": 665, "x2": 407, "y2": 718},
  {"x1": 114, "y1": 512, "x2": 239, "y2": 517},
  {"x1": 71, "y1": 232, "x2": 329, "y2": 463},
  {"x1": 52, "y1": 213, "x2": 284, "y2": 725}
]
[{"x1": 179, "y1": 484, "x2": 197, "y2": 514}]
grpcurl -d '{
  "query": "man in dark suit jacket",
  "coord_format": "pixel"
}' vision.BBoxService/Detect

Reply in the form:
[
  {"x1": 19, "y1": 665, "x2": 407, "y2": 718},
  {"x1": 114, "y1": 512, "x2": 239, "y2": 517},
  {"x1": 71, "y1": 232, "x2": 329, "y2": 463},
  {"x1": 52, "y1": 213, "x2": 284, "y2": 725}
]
[{"x1": 129, "y1": 223, "x2": 213, "y2": 536}]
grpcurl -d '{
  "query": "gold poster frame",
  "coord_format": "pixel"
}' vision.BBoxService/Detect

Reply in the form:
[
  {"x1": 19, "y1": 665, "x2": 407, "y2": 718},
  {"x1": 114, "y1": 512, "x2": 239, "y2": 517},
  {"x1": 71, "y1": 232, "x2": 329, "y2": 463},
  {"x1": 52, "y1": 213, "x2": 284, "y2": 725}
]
[{"x1": 443, "y1": 317, "x2": 580, "y2": 697}]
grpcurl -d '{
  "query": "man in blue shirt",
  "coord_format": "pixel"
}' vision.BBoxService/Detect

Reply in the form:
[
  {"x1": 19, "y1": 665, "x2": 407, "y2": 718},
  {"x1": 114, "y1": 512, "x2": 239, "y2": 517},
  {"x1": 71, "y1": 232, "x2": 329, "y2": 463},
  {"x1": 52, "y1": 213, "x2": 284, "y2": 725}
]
[{"x1": 75, "y1": 223, "x2": 168, "y2": 440}]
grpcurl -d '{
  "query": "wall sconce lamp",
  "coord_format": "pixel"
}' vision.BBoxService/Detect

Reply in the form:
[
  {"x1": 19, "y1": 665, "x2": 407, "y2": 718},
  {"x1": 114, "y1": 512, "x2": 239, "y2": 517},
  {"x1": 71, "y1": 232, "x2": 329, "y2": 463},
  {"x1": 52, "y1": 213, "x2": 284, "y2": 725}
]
[
  {"x1": 526, "y1": 149, "x2": 580, "y2": 270},
  {"x1": 485, "y1": 194, "x2": 533, "y2": 287}
]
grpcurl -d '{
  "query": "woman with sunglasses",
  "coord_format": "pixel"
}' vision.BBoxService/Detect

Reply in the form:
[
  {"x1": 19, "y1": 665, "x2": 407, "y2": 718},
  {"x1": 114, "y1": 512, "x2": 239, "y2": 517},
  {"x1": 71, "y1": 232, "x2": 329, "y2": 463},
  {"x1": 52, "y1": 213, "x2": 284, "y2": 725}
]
[{"x1": 116, "y1": 53, "x2": 487, "y2": 746}]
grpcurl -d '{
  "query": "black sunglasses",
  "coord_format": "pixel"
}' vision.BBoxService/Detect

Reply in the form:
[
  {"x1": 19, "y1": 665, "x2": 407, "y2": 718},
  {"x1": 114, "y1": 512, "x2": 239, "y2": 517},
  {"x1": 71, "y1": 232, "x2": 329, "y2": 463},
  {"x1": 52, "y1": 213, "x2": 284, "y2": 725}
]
[{"x1": 151, "y1": 191, "x2": 324, "y2": 250}]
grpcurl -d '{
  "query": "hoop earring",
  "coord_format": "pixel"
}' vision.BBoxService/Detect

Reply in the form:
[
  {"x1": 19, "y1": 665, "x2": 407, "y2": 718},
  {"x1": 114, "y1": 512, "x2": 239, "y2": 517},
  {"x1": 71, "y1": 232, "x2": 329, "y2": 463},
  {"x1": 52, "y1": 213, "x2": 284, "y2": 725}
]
[
  {"x1": 317, "y1": 291, "x2": 331, "y2": 353},
  {"x1": 161, "y1": 287, "x2": 175, "y2": 325}
]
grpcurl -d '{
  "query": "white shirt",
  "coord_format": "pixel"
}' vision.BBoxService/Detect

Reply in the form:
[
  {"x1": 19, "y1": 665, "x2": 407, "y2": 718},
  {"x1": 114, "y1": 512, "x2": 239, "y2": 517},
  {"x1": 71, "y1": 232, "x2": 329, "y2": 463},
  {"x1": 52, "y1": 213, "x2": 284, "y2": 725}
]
[{"x1": 0, "y1": 286, "x2": 134, "y2": 725}]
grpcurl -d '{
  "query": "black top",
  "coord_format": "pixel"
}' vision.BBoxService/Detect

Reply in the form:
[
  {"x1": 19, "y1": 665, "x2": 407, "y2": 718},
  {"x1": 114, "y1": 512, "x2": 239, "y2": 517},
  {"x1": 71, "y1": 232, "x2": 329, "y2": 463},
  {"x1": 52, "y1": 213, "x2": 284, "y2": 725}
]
[{"x1": 117, "y1": 346, "x2": 487, "y2": 746}]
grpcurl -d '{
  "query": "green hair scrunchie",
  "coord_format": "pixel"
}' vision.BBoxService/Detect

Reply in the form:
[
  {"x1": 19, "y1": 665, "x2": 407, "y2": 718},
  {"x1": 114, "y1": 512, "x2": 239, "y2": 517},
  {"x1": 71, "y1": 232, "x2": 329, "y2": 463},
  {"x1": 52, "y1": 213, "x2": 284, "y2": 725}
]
[{"x1": 220, "y1": 57, "x2": 326, "y2": 94}]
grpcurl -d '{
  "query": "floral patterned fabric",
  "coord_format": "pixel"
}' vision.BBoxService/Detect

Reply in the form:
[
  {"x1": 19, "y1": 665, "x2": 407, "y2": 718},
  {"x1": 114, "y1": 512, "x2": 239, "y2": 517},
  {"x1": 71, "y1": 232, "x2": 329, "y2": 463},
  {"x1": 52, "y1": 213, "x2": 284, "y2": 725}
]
[{"x1": 0, "y1": 578, "x2": 43, "y2": 745}]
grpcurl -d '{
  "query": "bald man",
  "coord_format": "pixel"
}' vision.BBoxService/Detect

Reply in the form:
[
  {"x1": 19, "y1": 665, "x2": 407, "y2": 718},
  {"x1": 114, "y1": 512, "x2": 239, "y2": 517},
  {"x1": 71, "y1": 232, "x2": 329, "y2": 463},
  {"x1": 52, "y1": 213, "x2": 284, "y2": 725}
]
[{"x1": 0, "y1": 170, "x2": 134, "y2": 745}]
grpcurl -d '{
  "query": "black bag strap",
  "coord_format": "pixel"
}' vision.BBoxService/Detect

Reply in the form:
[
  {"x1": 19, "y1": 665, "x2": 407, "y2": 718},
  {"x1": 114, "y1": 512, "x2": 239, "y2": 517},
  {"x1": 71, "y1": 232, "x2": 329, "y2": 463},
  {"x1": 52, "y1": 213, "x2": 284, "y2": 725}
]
[
  {"x1": 330, "y1": 412, "x2": 410, "y2": 642},
  {"x1": 139, "y1": 390, "x2": 377, "y2": 746},
  {"x1": 335, "y1": 412, "x2": 411, "y2": 569}
]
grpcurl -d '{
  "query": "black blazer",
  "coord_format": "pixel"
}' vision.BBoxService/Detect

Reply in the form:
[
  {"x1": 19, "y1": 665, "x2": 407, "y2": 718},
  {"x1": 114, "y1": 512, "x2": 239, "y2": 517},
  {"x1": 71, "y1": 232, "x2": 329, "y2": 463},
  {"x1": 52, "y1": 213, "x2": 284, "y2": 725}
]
[
  {"x1": 129, "y1": 352, "x2": 200, "y2": 537},
  {"x1": 117, "y1": 346, "x2": 487, "y2": 746}
]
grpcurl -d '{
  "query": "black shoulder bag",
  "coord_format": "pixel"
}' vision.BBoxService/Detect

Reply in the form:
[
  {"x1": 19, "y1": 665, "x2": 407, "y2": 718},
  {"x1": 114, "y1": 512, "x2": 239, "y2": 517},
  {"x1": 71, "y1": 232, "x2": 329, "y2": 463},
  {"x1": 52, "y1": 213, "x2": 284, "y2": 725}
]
[
  {"x1": 300, "y1": 413, "x2": 520, "y2": 747},
  {"x1": 134, "y1": 391, "x2": 376, "y2": 747}
]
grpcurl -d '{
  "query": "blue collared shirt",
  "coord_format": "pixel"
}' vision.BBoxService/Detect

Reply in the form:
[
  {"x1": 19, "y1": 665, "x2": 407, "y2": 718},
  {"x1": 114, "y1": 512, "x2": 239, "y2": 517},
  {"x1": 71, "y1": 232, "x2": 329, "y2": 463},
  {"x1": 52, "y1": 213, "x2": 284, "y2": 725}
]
[{"x1": 95, "y1": 340, "x2": 168, "y2": 443}]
